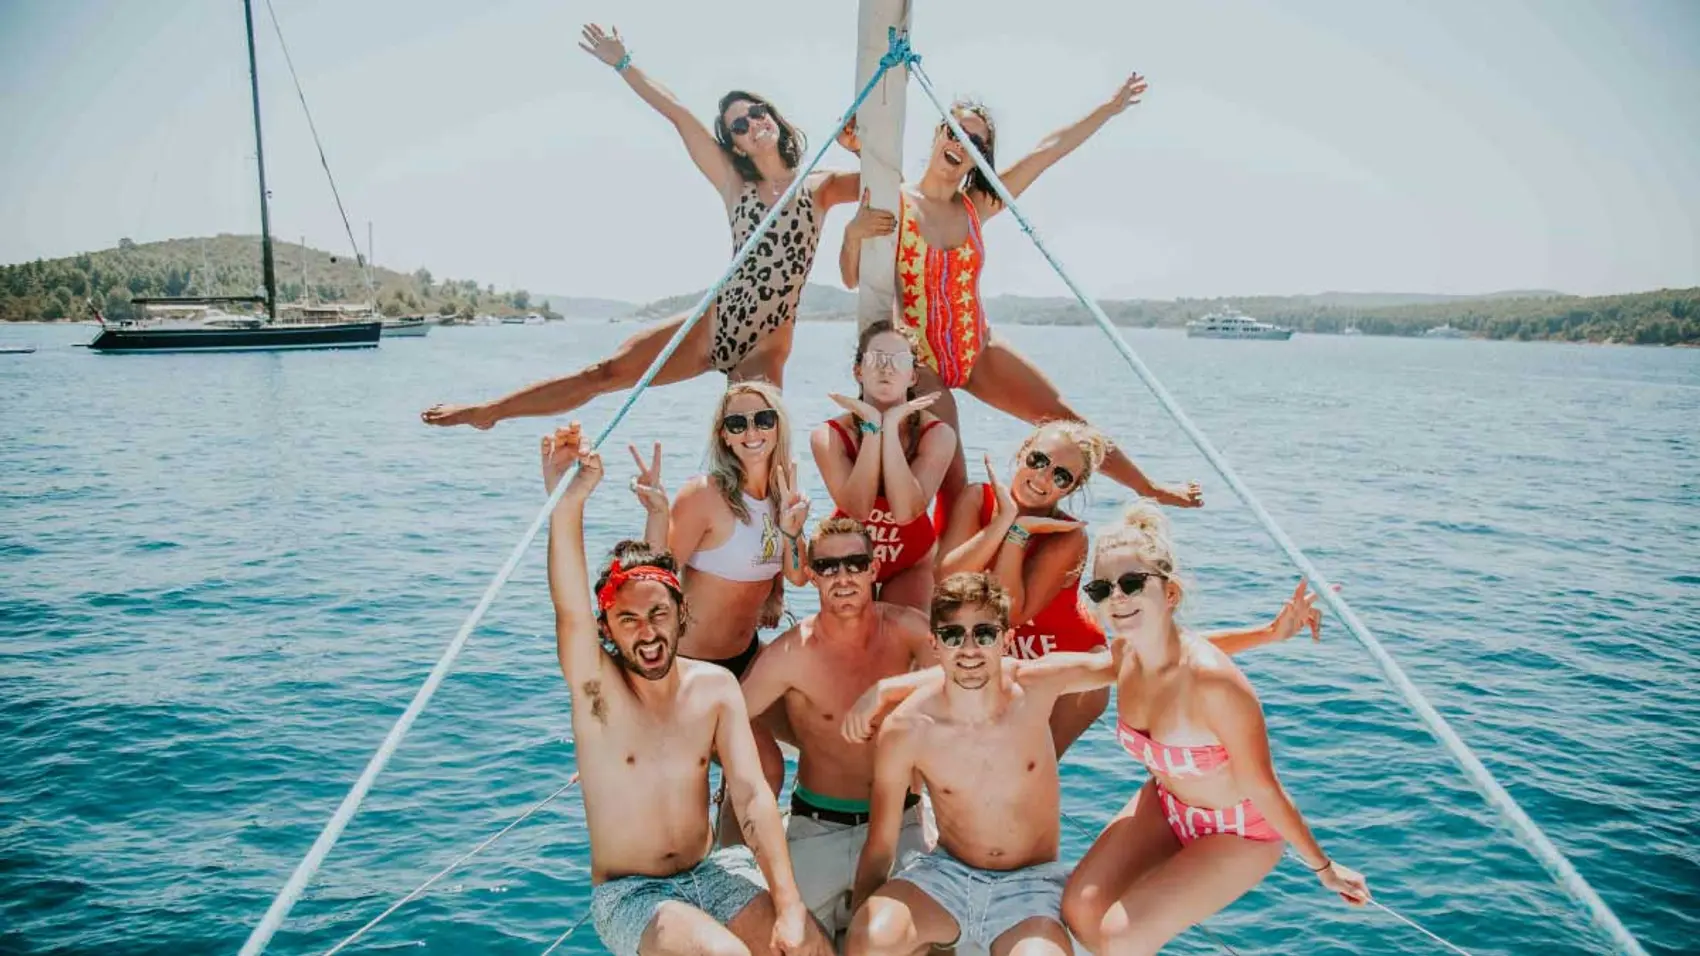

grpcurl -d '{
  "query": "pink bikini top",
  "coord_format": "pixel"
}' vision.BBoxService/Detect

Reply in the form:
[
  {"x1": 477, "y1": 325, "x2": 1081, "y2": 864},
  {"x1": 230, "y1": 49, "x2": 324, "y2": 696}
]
[{"x1": 1117, "y1": 720, "x2": 1230, "y2": 778}]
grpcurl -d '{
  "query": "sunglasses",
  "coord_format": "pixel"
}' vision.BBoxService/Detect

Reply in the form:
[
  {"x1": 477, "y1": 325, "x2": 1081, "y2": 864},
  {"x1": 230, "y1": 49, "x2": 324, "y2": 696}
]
[
  {"x1": 862, "y1": 348, "x2": 915, "y2": 372},
  {"x1": 933, "y1": 623, "x2": 1004, "y2": 649},
  {"x1": 1083, "y1": 570, "x2": 1166, "y2": 604},
  {"x1": 810, "y1": 553, "x2": 873, "y2": 577},
  {"x1": 722, "y1": 409, "x2": 779, "y2": 434},
  {"x1": 728, "y1": 103, "x2": 772, "y2": 136},
  {"x1": 1024, "y1": 450, "x2": 1076, "y2": 490},
  {"x1": 940, "y1": 125, "x2": 990, "y2": 157}
]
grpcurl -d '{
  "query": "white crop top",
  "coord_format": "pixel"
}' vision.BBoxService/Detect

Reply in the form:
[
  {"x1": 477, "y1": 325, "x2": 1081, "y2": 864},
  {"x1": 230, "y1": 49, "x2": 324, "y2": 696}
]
[{"x1": 687, "y1": 490, "x2": 784, "y2": 582}]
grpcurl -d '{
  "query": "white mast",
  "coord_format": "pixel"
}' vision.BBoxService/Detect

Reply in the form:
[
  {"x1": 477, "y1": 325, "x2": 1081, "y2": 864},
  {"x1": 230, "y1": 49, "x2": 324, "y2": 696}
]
[{"x1": 853, "y1": 0, "x2": 911, "y2": 331}]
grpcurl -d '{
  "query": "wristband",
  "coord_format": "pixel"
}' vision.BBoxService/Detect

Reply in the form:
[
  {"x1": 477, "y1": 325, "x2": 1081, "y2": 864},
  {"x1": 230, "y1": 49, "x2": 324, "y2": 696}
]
[
  {"x1": 1306, "y1": 857, "x2": 1332, "y2": 873},
  {"x1": 1004, "y1": 525, "x2": 1031, "y2": 547},
  {"x1": 612, "y1": 52, "x2": 632, "y2": 72},
  {"x1": 856, "y1": 419, "x2": 880, "y2": 435}
]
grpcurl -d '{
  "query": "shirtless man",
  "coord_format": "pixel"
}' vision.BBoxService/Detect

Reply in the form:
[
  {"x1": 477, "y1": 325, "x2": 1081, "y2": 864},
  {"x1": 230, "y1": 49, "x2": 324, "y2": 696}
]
[
  {"x1": 735, "y1": 516, "x2": 939, "y2": 939},
  {"x1": 539, "y1": 423, "x2": 829, "y2": 956},
  {"x1": 844, "y1": 572, "x2": 1119, "y2": 955}
]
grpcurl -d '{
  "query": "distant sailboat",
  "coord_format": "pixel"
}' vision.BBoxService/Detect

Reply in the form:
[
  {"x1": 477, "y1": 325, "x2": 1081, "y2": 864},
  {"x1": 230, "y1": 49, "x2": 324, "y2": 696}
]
[{"x1": 86, "y1": 0, "x2": 378, "y2": 354}]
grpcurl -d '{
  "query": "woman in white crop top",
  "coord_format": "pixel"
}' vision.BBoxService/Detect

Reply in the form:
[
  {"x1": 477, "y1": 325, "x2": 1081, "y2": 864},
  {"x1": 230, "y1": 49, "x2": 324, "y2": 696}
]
[{"x1": 640, "y1": 381, "x2": 809, "y2": 678}]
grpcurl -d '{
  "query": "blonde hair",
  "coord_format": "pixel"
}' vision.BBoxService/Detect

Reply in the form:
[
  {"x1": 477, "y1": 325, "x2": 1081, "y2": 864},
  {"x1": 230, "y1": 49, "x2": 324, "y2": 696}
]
[
  {"x1": 705, "y1": 380, "x2": 793, "y2": 523},
  {"x1": 1094, "y1": 500, "x2": 1186, "y2": 605},
  {"x1": 1020, "y1": 420, "x2": 1112, "y2": 492}
]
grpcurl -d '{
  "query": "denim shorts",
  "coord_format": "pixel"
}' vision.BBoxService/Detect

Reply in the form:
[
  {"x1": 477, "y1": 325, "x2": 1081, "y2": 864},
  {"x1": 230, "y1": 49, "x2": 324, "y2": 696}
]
[
  {"x1": 890, "y1": 846, "x2": 1068, "y2": 949},
  {"x1": 590, "y1": 845, "x2": 767, "y2": 956}
]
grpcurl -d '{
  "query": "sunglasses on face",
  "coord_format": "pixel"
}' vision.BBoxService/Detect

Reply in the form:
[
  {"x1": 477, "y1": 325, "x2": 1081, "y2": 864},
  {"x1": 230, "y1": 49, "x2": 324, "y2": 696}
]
[
  {"x1": 728, "y1": 103, "x2": 772, "y2": 136},
  {"x1": 862, "y1": 349, "x2": 915, "y2": 372},
  {"x1": 810, "y1": 553, "x2": 873, "y2": 577},
  {"x1": 1024, "y1": 450, "x2": 1076, "y2": 490},
  {"x1": 940, "y1": 125, "x2": 990, "y2": 157},
  {"x1": 721, "y1": 409, "x2": 779, "y2": 434},
  {"x1": 933, "y1": 623, "x2": 1003, "y2": 648},
  {"x1": 1083, "y1": 570, "x2": 1166, "y2": 604}
]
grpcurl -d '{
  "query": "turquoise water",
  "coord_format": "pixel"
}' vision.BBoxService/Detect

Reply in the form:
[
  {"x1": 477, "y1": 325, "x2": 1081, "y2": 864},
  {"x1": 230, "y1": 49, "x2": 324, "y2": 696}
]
[{"x1": 1, "y1": 321, "x2": 1696, "y2": 955}]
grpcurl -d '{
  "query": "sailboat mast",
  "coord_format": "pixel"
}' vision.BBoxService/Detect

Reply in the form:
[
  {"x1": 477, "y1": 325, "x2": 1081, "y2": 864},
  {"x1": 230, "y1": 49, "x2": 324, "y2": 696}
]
[{"x1": 243, "y1": 0, "x2": 278, "y2": 322}]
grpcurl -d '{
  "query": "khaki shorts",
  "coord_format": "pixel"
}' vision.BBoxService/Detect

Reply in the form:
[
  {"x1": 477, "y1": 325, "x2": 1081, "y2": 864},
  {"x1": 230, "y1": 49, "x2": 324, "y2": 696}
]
[{"x1": 786, "y1": 801, "x2": 932, "y2": 938}]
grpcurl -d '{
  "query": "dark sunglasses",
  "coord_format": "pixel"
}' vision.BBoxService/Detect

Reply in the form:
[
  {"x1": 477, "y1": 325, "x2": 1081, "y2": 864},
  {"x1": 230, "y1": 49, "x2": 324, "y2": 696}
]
[
  {"x1": 941, "y1": 124, "x2": 990, "y2": 157},
  {"x1": 933, "y1": 623, "x2": 1003, "y2": 648},
  {"x1": 728, "y1": 103, "x2": 772, "y2": 136},
  {"x1": 1083, "y1": 570, "x2": 1166, "y2": 604},
  {"x1": 810, "y1": 553, "x2": 873, "y2": 577},
  {"x1": 722, "y1": 409, "x2": 779, "y2": 434},
  {"x1": 1024, "y1": 450, "x2": 1076, "y2": 490}
]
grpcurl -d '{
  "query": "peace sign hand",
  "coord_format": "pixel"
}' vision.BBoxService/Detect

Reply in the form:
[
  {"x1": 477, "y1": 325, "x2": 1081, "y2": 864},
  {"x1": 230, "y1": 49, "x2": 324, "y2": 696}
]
[
  {"x1": 774, "y1": 460, "x2": 811, "y2": 536},
  {"x1": 627, "y1": 442, "x2": 667, "y2": 515},
  {"x1": 1106, "y1": 72, "x2": 1149, "y2": 115},
  {"x1": 578, "y1": 23, "x2": 628, "y2": 68}
]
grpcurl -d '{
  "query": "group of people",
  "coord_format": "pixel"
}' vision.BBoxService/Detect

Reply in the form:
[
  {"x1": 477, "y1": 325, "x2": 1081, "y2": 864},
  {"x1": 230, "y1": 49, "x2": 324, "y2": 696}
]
[{"x1": 432, "y1": 23, "x2": 1370, "y2": 956}]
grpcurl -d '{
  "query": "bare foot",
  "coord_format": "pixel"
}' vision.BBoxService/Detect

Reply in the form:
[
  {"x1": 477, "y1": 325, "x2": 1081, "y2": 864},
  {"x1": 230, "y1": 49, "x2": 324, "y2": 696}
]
[{"x1": 421, "y1": 403, "x2": 496, "y2": 429}]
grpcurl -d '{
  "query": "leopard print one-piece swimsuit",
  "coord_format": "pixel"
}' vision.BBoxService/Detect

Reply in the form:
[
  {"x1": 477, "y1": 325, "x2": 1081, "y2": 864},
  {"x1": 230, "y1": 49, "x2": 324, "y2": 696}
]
[{"x1": 711, "y1": 180, "x2": 823, "y2": 372}]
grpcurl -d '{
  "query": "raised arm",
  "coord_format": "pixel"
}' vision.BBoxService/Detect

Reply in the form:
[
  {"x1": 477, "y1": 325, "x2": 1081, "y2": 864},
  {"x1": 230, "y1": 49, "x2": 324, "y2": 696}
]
[
  {"x1": 880, "y1": 399, "x2": 952, "y2": 523},
  {"x1": 1202, "y1": 674, "x2": 1371, "y2": 906},
  {"x1": 713, "y1": 674, "x2": 818, "y2": 952},
  {"x1": 626, "y1": 442, "x2": 670, "y2": 552},
  {"x1": 542, "y1": 425, "x2": 607, "y2": 687},
  {"x1": 773, "y1": 461, "x2": 812, "y2": 588},
  {"x1": 937, "y1": 465, "x2": 1015, "y2": 577},
  {"x1": 839, "y1": 190, "x2": 897, "y2": 289},
  {"x1": 993, "y1": 523, "x2": 1086, "y2": 626},
  {"x1": 851, "y1": 714, "x2": 923, "y2": 911},
  {"x1": 814, "y1": 403, "x2": 884, "y2": 521},
  {"x1": 579, "y1": 24, "x2": 739, "y2": 197},
  {"x1": 973, "y1": 73, "x2": 1147, "y2": 221}
]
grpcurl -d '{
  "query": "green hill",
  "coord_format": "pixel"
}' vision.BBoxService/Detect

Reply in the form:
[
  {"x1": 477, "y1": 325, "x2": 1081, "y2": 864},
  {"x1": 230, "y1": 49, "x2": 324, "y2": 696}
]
[
  {"x1": 1, "y1": 235, "x2": 572, "y2": 322},
  {"x1": 628, "y1": 283, "x2": 1698, "y2": 345}
]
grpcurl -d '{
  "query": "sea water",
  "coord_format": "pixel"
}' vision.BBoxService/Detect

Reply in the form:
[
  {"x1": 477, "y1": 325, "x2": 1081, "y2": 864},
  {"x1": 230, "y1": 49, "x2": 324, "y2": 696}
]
[{"x1": 1, "y1": 322, "x2": 1696, "y2": 954}]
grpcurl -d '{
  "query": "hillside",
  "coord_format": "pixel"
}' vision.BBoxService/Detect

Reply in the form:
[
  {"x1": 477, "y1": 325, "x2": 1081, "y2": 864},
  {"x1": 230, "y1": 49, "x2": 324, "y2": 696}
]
[
  {"x1": 624, "y1": 283, "x2": 1699, "y2": 345},
  {"x1": 0, "y1": 235, "x2": 578, "y2": 322}
]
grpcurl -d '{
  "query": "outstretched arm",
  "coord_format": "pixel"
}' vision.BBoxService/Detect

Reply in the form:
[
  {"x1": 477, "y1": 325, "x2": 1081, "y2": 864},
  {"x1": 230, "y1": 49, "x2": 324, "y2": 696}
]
[
  {"x1": 1206, "y1": 579, "x2": 1325, "y2": 654},
  {"x1": 842, "y1": 666, "x2": 944, "y2": 743},
  {"x1": 1015, "y1": 646, "x2": 1121, "y2": 698},
  {"x1": 973, "y1": 73, "x2": 1147, "y2": 220},
  {"x1": 1203, "y1": 674, "x2": 1371, "y2": 906},
  {"x1": 542, "y1": 425, "x2": 607, "y2": 687},
  {"x1": 851, "y1": 716, "x2": 922, "y2": 911},
  {"x1": 579, "y1": 24, "x2": 738, "y2": 197}
]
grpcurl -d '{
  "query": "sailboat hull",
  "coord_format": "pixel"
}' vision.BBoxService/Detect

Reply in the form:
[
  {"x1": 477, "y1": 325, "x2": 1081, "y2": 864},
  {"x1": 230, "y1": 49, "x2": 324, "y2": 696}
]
[{"x1": 87, "y1": 321, "x2": 382, "y2": 353}]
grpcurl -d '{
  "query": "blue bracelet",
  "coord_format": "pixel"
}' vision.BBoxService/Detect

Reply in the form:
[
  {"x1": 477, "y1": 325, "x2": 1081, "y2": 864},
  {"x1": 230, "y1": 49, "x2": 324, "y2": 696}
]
[
  {"x1": 857, "y1": 419, "x2": 880, "y2": 435},
  {"x1": 613, "y1": 52, "x2": 632, "y2": 72}
]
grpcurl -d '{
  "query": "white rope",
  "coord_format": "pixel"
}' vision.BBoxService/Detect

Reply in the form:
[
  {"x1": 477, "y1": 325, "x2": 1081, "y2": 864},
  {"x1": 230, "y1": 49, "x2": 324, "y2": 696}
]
[
  {"x1": 237, "y1": 44, "x2": 915, "y2": 954},
  {"x1": 910, "y1": 61, "x2": 1647, "y2": 956},
  {"x1": 540, "y1": 908, "x2": 595, "y2": 955},
  {"x1": 1368, "y1": 899, "x2": 1474, "y2": 956},
  {"x1": 322, "y1": 774, "x2": 580, "y2": 956}
]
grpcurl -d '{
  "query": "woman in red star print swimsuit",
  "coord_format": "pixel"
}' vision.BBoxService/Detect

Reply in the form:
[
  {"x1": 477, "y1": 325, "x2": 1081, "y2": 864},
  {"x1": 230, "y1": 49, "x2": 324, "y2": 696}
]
[
  {"x1": 839, "y1": 74, "x2": 1204, "y2": 515},
  {"x1": 936, "y1": 420, "x2": 1315, "y2": 755},
  {"x1": 810, "y1": 322, "x2": 956, "y2": 611}
]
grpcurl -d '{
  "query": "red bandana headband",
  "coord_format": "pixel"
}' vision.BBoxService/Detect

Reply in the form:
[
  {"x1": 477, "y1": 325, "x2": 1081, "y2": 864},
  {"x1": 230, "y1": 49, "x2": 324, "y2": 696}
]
[{"x1": 596, "y1": 559, "x2": 682, "y2": 612}]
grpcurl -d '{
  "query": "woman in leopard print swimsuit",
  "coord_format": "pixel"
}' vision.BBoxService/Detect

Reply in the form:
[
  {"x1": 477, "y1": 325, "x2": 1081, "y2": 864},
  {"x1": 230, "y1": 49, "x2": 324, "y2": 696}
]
[{"x1": 422, "y1": 22, "x2": 859, "y2": 431}]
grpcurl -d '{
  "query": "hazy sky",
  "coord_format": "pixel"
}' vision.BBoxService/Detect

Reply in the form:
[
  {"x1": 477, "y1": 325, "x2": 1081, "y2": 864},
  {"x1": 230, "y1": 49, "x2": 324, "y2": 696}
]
[{"x1": 2, "y1": 0, "x2": 1696, "y2": 302}]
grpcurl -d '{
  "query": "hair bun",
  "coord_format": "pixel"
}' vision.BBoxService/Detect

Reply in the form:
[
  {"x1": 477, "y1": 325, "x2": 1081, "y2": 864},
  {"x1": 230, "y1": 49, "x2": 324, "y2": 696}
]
[{"x1": 1118, "y1": 500, "x2": 1170, "y2": 539}]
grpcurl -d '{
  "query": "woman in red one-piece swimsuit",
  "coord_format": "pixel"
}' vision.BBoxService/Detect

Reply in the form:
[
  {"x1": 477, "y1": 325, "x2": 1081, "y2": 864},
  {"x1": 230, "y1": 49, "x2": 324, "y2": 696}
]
[{"x1": 810, "y1": 321, "x2": 956, "y2": 611}]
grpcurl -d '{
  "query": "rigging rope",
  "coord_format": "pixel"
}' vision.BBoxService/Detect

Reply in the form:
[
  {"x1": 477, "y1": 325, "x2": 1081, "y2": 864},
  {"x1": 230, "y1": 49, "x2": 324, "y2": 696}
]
[
  {"x1": 910, "y1": 60, "x2": 1646, "y2": 956},
  {"x1": 262, "y1": 0, "x2": 370, "y2": 292},
  {"x1": 238, "y1": 32, "x2": 919, "y2": 956},
  {"x1": 321, "y1": 774, "x2": 580, "y2": 955}
]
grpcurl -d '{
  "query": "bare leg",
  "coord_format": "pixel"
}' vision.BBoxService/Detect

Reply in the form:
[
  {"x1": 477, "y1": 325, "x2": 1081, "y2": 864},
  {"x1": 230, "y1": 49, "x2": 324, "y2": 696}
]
[
  {"x1": 1061, "y1": 780, "x2": 1178, "y2": 952},
  {"x1": 729, "y1": 319, "x2": 797, "y2": 389},
  {"x1": 1049, "y1": 688, "x2": 1109, "y2": 757},
  {"x1": 964, "y1": 337, "x2": 1199, "y2": 506},
  {"x1": 990, "y1": 915, "x2": 1074, "y2": 956},
  {"x1": 1096, "y1": 835, "x2": 1283, "y2": 955},
  {"x1": 848, "y1": 879, "x2": 959, "y2": 956},
  {"x1": 421, "y1": 307, "x2": 717, "y2": 428},
  {"x1": 640, "y1": 899, "x2": 753, "y2": 956},
  {"x1": 876, "y1": 552, "x2": 937, "y2": 613}
]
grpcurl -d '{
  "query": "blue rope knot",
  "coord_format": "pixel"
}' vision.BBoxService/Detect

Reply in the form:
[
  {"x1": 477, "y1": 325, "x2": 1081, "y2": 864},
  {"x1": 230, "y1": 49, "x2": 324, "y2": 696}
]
[{"x1": 880, "y1": 26, "x2": 919, "y2": 70}]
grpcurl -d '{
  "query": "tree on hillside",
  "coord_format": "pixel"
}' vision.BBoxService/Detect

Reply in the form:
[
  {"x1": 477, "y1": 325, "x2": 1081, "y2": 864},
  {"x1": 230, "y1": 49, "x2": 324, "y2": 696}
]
[{"x1": 511, "y1": 289, "x2": 530, "y2": 310}]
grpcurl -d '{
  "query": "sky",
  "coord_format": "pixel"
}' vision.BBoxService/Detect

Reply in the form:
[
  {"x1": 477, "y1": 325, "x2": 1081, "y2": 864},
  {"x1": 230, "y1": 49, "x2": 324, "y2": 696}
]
[{"x1": 1, "y1": 0, "x2": 1697, "y2": 303}]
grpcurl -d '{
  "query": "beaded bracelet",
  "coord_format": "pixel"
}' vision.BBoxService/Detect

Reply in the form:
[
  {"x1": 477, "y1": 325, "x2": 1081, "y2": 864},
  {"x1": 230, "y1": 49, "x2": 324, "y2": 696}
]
[{"x1": 613, "y1": 52, "x2": 632, "y2": 72}]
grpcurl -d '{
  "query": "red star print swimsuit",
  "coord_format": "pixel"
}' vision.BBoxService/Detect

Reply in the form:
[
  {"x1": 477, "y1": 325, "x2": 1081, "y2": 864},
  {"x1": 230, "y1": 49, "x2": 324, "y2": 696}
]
[{"x1": 896, "y1": 191, "x2": 988, "y2": 389}]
